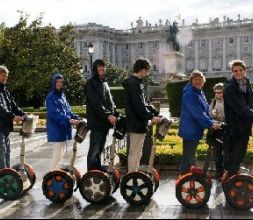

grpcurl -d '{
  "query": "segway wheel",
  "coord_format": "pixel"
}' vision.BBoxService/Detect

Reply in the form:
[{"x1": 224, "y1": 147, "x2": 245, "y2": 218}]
[
  {"x1": 79, "y1": 171, "x2": 112, "y2": 204},
  {"x1": 0, "y1": 169, "x2": 23, "y2": 200},
  {"x1": 111, "y1": 168, "x2": 121, "y2": 193},
  {"x1": 42, "y1": 170, "x2": 74, "y2": 203},
  {"x1": 61, "y1": 166, "x2": 82, "y2": 187},
  {"x1": 153, "y1": 169, "x2": 160, "y2": 193},
  {"x1": 120, "y1": 172, "x2": 154, "y2": 206},
  {"x1": 176, "y1": 174, "x2": 211, "y2": 209},
  {"x1": 224, "y1": 174, "x2": 253, "y2": 210},
  {"x1": 12, "y1": 164, "x2": 36, "y2": 194}
]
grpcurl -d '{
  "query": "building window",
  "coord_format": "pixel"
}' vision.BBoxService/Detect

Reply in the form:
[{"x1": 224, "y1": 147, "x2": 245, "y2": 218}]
[
  {"x1": 85, "y1": 65, "x2": 88, "y2": 72},
  {"x1": 229, "y1": 38, "x2": 234, "y2": 44},
  {"x1": 153, "y1": 65, "x2": 157, "y2": 71},
  {"x1": 200, "y1": 59, "x2": 205, "y2": 70},
  {"x1": 201, "y1": 40, "x2": 206, "y2": 47},
  {"x1": 243, "y1": 57, "x2": 250, "y2": 67},
  {"x1": 125, "y1": 44, "x2": 129, "y2": 50},
  {"x1": 186, "y1": 60, "x2": 194, "y2": 71},
  {"x1": 188, "y1": 41, "x2": 193, "y2": 48},
  {"x1": 153, "y1": 42, "x2": 157, "y2": 48},
  {"x1": 214, "y1": 39, "x2": 220, "y2": 46},
  {"x1": 244, "y1": 36, "x2": 249, "y2": 44},
  {"x1": 139, "y1": 43, "x2": 143, "y2": 49},
  {"x1": 213, "y1": 59, "x2": 222, "y2": 71}
]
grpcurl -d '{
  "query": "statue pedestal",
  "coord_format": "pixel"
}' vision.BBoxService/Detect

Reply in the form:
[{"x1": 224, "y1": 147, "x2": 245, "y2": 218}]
[{"x1": 164, "y1": 52, "x2": 184, "y2": 75}]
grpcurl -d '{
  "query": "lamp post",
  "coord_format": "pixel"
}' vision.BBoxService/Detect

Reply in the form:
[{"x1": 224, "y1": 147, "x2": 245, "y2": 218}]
[{"x1": 88, "y1": 42, "x2": 94, "y2": 77}]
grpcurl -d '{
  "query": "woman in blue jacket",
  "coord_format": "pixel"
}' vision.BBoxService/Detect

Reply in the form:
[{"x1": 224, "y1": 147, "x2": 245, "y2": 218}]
[
  {"x1": 179, "y1": 70, "x2": 220, "y2": 175},
  {"x1": 46, "y1": 73, "x2": 80, "y2": 170}
]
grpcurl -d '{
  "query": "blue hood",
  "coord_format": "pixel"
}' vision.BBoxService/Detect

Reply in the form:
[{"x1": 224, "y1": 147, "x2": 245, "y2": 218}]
[{"x1": 52, "y1": 73, "x2": 64, "y2": 94}]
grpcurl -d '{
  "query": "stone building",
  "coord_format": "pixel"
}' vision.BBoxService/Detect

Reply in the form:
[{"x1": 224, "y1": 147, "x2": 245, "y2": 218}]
[{"x1": 72, "y1": 15, "x2": 253, "y2": 80}]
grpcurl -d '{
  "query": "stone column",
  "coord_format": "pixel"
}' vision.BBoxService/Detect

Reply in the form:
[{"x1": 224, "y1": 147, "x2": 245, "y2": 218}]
[
  {"x1": 107, "y1": 42, "x2": 110, "y2": 63},
  {"x1": 144, "y1": 42, "x2": 149, "y2": 59},
  {"x1": 223, "y1": 38, "x2": 227, "y2": 70},
  {"x1": 208, "y1": 39, "x2": 213, "y2": 72},
  {"x1": 158, "y1": 41, "x2": 165, "y2": 74},
  {"x1": 251, "y1": 38, "x2": 253, "y2": 69},
  {"x1": 237, "y1": 37, "x2": 241, "y2": 59},
  {"x1": 131, "y1": 43, "x2": 136, "y2": 65},
  {"x1": 182, "y1": 45, "x2": 186, "y2": 73},
  {"x1": 112, "y1": 43, "x2": 116, "y2": 65},
  {"x1": 195, "y1": 40, "x2": 199, "y2": 69}
]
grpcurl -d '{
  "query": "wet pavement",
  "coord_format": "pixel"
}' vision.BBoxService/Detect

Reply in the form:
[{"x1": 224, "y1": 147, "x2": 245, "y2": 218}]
[{"x1": 0, "y1": 108, "x2": 252, "y2": 219}]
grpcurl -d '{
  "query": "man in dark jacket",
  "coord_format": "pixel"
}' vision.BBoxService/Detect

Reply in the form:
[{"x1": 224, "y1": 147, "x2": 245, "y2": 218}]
[
  {"x1": 0, "y1": 66, "x2": 24, "y2": 169},
  {"x1": 85, "y1": 60, "x2": 117, "y2": 171},
  {"x1": 223, "y1": 60, "x2": 253, "y2": 178},
  {"x1": 123, "y1": 59, "x2": 161, "y2": 172}
]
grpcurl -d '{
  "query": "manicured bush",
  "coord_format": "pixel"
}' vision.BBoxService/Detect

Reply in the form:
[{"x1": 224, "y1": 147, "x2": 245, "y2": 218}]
[
  {"x1": 166, "y1": 77, "x2": 227, "y2": 117},
  {"x1": 110, "y1": 87, "x2": 126, "y2": 109},
  {"x1": 117, "y1": 124, "x2": 253, "y2": 167}
]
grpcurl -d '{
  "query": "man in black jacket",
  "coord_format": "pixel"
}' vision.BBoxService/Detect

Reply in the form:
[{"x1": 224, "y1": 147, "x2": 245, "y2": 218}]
[
  {"x1": 123, "y1": 59, "x2": 161, "y2": 172},
  {"x1": 0, "y1": 66, "x2": 24, "y2": 169},
  {"x1": 223, "y1": 60, "x2": 253, "y2": 178},
  {"x1": 85, "y1": 60, "x2": 117, "y2": 171}
]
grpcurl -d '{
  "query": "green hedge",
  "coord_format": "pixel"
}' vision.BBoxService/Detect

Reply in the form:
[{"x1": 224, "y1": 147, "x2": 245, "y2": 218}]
[
  {"x1": 23, "y1": 106, "x2": 86, "y2": 119},
  {"x1": 166, "y1": 77, "x2": 227, "y2": 117},
  {"x1": 110, "y1": 87, "x2": 126, "y2": 109}
]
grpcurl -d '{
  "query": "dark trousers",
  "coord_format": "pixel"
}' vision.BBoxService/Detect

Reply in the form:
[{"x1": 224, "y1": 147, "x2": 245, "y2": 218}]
[
  {"x1": 223, "y1": 134, "x2": 249, "y2": 175},
  {"x1": 180, "y1": 140, "x2": 199, "y2": 175},
  {"x1": 87, "y1": 129, "x2": 109, "y2": 171},
  {"x1": 213, "y1": 142, "x2": 224, "y2": 175},
  {"x1": 0, "y1": 132, "x2": 10, "y2": 169}
]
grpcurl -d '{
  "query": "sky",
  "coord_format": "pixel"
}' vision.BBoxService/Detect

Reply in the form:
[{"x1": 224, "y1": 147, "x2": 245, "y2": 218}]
[{"x1": 0, "y1": 0, "x2": 253, "y2": 29}]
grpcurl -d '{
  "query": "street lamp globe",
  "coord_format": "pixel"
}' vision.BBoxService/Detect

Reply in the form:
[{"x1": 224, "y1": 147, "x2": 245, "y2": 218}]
[{"x1": 88, "y1": 42, "x2": 94, "y2": 55}]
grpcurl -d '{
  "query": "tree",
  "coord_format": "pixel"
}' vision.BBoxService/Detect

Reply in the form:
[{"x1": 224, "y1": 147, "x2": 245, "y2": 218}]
[
  {"x1": 105, "y1": 62, "x2": 131, "y2": 86},
  {"x1": 0, "y1": 12, "x2": 85, "y2": 108}
]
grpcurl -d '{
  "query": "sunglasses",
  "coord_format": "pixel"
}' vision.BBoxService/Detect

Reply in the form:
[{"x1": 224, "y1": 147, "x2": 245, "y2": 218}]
[{"x1": 215, "y1": 92, "x2": 223, "y2": 94}]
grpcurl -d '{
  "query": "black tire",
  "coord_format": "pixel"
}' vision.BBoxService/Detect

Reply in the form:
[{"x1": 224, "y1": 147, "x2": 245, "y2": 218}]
[
  {"x1": 42, "y1": 170, "x2": 74, "y2": 203},
  {"x1": 224, "y1": 174, "x2": 253, "y2": 210},
  {"x1": 112, "y1": 168, "x2": 121, "y2": 193},
  {"x1": 12, "y1": 164, "x2": 36, "y2": 194},
  {"x1": 0, "y1": 169, "x2": 23, "y2": 200},
  {"x1": 79, "y1": 171, "x2": 112, "y2": 204},
  {"x1": 176, "y1": 174, "x2": 211, "y2": 209},
  {"x1": 120, "y1": 172, "x2": 154, "y2": 206}
]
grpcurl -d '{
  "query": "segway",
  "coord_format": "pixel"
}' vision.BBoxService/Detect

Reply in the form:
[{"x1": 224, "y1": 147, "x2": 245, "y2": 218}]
[
  {"x1": 0, "y1": 115, "x2": 38, "y2": 200},
  {"x1": 222, "y1": 154, "x2": 253, "y2": 210},
  {"x1": 120, "y1": 117, "x2": 172, "y2": 205},
  {"x1": 176, "y1": 124, "x2": 226, "y2": 209},
  {"x1": 79, "y1": 116, "x2": 126, "y2": 204},
  {"x1": 42, "y1": 120, "x2": 88, "y2": 203}
]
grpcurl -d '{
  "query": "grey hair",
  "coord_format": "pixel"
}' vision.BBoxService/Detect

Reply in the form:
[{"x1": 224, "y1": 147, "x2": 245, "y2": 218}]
[
  {"x1": 0, "y1": 65, "x2": 9, "y2": 75},
  {"x1": 213, "y1": 83, "x2": 224, "y2": 91}
]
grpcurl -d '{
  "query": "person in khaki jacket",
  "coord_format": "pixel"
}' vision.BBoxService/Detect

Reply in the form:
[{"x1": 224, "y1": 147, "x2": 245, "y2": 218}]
[{"x1": 207, "y1": 83, "x2": 226, "y2": 178}]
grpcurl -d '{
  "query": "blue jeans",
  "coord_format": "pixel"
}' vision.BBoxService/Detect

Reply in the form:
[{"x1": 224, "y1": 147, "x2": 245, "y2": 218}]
[
  {"x1": 0, "y1": 132, "x2": 11, "y2": 169},
  {"x1": 180, "y1": 139, "x2": 199, "y2": 175},
  {"x1": 87, "y1": 129, "x2": 109, "y2": 171}
]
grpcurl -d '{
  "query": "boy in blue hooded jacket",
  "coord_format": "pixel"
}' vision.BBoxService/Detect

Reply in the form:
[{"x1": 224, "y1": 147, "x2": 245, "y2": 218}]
[{"x1": 46, "y1": 73, "x2": 81, "y2": 170}]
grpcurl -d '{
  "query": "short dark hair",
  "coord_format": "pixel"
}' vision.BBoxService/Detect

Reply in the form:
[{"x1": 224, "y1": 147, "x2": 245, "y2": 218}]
[
  {"x1": 92, "y1": 59, "x2": 106, "y2": 75},
  {"x1": 133, "y1": 59, "x2": 151, "y2": 73},
  {"x1": 229, "y1": 60, "x2": 246, "y2": 71}
]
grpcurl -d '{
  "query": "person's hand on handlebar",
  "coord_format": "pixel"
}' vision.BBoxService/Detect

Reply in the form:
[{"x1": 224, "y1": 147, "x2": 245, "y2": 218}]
[
  {"x1": 151, "y1": 117, "x2": 162, "y2": 125},
  {"x1": 108, "y1": 115, "x2": 117, "y2": 125},
  {"x1": 14, "y1": 116, "x2": 24, "y2": 125},
  {"x1": 211, "y1": 122, "x2": 222, "y2": 130},
  {"x1": 69, "y1": 119, "x2": 81, "y2": 126}
]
